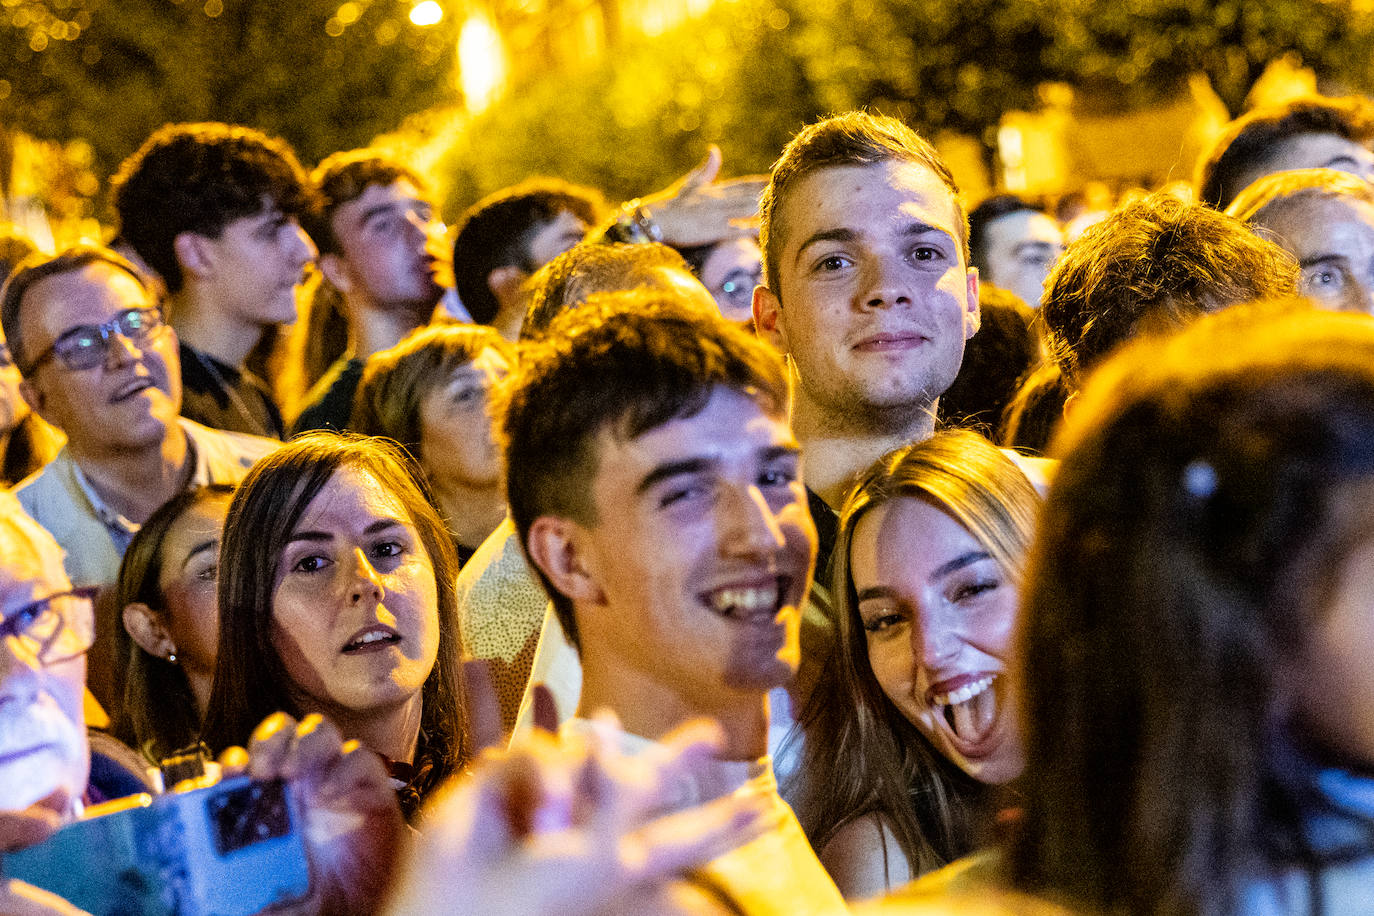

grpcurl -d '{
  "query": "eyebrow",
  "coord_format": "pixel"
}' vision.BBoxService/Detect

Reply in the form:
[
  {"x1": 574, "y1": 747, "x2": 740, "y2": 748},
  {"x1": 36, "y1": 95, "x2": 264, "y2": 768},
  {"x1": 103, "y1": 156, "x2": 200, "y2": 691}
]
[
  {"x1": 855, "y1": 550, "x2": 993, "y2": 601},
  {"x1": 1299, "y1": 254, "x2": 1349, "y2": 269},
  {"x1": 636, "y1": 457, "x2": 712, "y2": 495},
  {"x1": 181, "y1": 539, "x2": 218, "y2": 570},
  {"x1": 360, "y1": 201, "x2": 423, "y2": 228},
  {"x1": 1013, "y1": 240, "x2": 1058, "y2": 256},
  {"x1": 285, "y1": 519, "x2": 408, "y2": 545}
]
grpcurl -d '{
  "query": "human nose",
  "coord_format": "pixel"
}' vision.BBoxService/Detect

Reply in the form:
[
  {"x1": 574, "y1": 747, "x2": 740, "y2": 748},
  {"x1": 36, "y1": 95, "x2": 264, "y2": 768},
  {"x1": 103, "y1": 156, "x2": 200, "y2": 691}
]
[
  {"x1": 721, "y1": 484, "x2": 786, "y2": 557},
  {"x1": 860, "y1": 255, "x2": 912, "y2": 310},
  {"x1": 102, "y1": 327, "x2": 144, "y2": 369},
  {"x1": 348, "y1": 548, "x2": 385, "y2": 605},
  {"x1": 290, "y1": 223, "x2": 318, "y2": 267},
  {"x1": 914, "y1": 598, "x2": 960, "y2": 670}
]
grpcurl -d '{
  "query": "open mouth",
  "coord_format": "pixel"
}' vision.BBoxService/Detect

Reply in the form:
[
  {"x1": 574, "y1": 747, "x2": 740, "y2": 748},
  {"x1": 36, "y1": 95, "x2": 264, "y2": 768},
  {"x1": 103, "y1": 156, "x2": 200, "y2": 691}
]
[
  {"x1": 928, "y1": 673, "x2": 1001, "y2": 750},
  {"x1": 701, "y1": 577, "x2": 789, "y2": 623},
  {"x1": 341, "y1": 625, "x2": 401, "y2": 654}
]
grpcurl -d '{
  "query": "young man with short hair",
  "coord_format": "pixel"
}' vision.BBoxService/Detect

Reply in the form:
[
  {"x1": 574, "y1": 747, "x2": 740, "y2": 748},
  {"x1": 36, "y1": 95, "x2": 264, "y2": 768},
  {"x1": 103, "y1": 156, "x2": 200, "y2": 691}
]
[
  {"x1": 112, "y1": 122, "x2": 316, "y2": 439},
  {"x1": 293, "y1": 150, "x2": 450, "y2": 434},
  {"x1": 505, "y1": 294, "x2": 846, "y2": 914}
]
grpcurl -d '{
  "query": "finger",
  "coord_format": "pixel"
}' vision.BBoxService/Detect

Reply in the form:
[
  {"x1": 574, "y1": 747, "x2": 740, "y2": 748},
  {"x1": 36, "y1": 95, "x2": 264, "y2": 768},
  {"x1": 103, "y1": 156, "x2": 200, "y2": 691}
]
[
  {"x1": 0, "y1": 879, "x2": 91, "y2": 916},
  {"x1": 0, "y1": 807, "x2": 61, "y2": 853},
  {"x1": 680, "y1": 145, "x2": 722, "y2": 190},
  {"x1": 462, "y1": 658, "x2": 504, "y2": 752},
  {"x1": 216, "y1": 744, "x2": 250, "y2": 778},
  {"x1": 625, "y1": 791, "x2": 774, "y2": 885},
  {"x1": 282, "y1": 713, "x2": 344, "y2": 783},
  {"x1": 247, "y1": 711, "x2": 297, "y2": 782},
  {"x1": 531, "y1": 683, "x2": 559, "y2": 734},
  {"x1": 496, "y1": 740, "x2": 575, "y2": 837}
]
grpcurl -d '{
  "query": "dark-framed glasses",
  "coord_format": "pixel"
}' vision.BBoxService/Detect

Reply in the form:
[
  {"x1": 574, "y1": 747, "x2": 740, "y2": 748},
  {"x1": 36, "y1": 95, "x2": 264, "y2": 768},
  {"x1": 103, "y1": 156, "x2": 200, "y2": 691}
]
[
  {"x1": 22, "y1": 306, "x2": 166, "y2": 374},
  {"x1": 1, "y1": 586, "x2": 99, "y2": 667}
]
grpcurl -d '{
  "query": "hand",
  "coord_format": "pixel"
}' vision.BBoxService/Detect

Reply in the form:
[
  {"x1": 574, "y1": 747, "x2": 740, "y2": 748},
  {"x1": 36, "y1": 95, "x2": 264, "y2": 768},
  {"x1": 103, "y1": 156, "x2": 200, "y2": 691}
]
[
  {"x1": 642, "y1": 146, "x2": 767, "y2": 248},
  {"x1": 221, "y1": 713, "x2": 406, "y2": 916},
  {"x1": 0, "y1": 880, "x2": 89, "y2": 916},
  {"x1": 383, "y1": 716, "x2": 772, "y2": 916},
  {"x1": 0, "y1": 804, "x2": 60, "y2": 855}
]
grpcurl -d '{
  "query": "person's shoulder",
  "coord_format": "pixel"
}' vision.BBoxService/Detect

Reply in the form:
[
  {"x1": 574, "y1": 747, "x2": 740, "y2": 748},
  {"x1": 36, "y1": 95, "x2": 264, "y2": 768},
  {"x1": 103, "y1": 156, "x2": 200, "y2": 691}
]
[
  {"x1": 181, "y1": 417, "x2": 279, "y2": 464},
  {"x1": 821, "y1": 812, "x2": 915, "y2": 900},
  {"x1": 12, "y1": 447, "x2": 76, "y2": 516},
  {"x1": 861, "y1": 850, "x2": 1079, "y2": 916}
]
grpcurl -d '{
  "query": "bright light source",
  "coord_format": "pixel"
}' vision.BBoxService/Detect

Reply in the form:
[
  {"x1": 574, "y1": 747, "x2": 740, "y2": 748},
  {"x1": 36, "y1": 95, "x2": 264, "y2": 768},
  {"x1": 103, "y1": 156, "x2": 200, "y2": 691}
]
[
  {"x1": 458, "y1": 14, "x2": 505, "y2": 113},
  {"x1": 410, "y1": 1, "x2": 443, "y2": 26}
]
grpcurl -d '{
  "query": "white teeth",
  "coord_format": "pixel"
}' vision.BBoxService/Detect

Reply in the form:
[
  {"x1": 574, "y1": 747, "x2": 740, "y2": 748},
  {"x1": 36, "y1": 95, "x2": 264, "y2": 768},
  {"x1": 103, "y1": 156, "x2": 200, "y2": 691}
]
[
  {"x1": 931, "y1": 675, "x2": 995, "y2": 707},
  {"x1": 706, "y1": 583, "x2": 779, "y2": 618},
  {"x1": 348, "y1": 630, "x2": 395, "y2": 648}
]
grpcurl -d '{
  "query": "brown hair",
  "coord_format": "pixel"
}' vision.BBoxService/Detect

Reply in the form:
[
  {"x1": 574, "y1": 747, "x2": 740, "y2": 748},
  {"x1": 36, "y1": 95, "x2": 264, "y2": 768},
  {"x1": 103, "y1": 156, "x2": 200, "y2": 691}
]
[
  {"x1": 759, "y1": 111, "x2": 967, "y2": 296},
  {"x1": 500, "y1": 291, "x2": 786, "y2": 652},
  {"x1": 788, "y1": 429, "x2": 1039, "y2": 877},
  {"x1": 200, "y1": 433, "x2": 468, "y2": 818}
]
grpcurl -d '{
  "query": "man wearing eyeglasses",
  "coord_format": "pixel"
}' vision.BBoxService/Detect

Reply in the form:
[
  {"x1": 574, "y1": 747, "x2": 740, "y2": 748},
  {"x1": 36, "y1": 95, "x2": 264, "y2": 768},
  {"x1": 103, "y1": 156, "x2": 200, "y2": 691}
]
[{"x1": 2, "y1": 246, "x2": 275, "y2": 706}]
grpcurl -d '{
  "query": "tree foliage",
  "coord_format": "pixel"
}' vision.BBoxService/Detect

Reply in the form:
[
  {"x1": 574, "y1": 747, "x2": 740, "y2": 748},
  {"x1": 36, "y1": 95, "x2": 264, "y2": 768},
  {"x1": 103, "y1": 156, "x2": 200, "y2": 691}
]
[{"x1": 0, "y1": 0, "x2": 457, "y2": 196}]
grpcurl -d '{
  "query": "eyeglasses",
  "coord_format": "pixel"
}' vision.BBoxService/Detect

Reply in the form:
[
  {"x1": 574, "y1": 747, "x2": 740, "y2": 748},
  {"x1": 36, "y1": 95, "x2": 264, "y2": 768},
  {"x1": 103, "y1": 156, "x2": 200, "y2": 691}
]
[
  {"x1": 22, "y1": 306, "x2": 166, "y2": 374},
  {"x1": 1, "y1": 586, "x2": 98, "y2": 667},
  {"x1": 715, "y1": 268, "x2": 761, "y2": 313}
]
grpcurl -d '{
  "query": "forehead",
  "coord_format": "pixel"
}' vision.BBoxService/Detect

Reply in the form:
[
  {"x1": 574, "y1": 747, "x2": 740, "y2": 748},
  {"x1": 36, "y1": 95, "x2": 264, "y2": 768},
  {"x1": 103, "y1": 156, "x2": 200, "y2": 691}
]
[
  {"x1": 1263, "y1": 132, "x2": 1374, "y2": 175},
  {"x1": 592, "y1": 387, "x2": 791, "y2": 492},
  {"x1": 333, "y1": 180, "x2": 427, "y2": 233},
  {"x1": 986, "y1": 210, "x2": 1061, "y2": 249},
  {"x1": 775, "y1": 160, "x2": 964, "y2": 262},
  {"x1": 21, "y1": 261, "x2": 151, "y2": 343},
  {"x1": 854, "y1": 496, "x2": 981, "y2": 573},
  {"x1": 1267, "y1": 194, "x2": 1374, "y2": 249},
  {"x1": 0, "y1": 520, "x2": 70, "y2": 607},
  {"x1": 296, "y1": 464, "x2": 411, "y2": 529}
]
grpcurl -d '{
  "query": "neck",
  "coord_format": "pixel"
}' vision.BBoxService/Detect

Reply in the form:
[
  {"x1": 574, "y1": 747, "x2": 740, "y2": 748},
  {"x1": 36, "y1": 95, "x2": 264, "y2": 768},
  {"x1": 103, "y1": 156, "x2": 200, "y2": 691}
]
[
  {"x1": 490, "y1": 295, "x2": 526, "y2": 342},
  {"x1": 69, "y1": 425, "x2": 192, "y2": 525},
  {"x1": 431, "y1": 478, "x2": 506, "y2": 553},
  {"x1": 577, "y1": 653, "x2": 771, "y2": 762},
  {"x1": 170, "y1": 291, "x2": 262, "y2": 368},
  {"x1": 346, "y1": 297, "x2": 427, "y2": 360},
  {"x1": 318, "y1": 692, "x2": 424, "y2": 765},
  {"x1": 790, "y1": 382, "x2": 937, "y2": 509},
  {"x1": 185, "y1": 667, "x2": 213, "y2": 721}
]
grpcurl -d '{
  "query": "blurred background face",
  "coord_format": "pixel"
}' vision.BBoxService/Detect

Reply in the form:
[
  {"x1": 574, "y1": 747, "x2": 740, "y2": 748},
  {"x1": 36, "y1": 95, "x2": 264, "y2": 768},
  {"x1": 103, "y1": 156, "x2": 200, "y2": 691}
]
[
  {"x1": 417, "y1": 347, "x2": 510, "y2": 491},
  {"x1": 1259, "y1": 194, "x2": 1374, "y2": 315},
  {"x1": 699, "y1": 237, "x2": 763, "y2": 322},
  {"x1": 849, "y1": 496, "x2": 1024, "y2": 784},
  {"x1": 1297, "y1": 509, "x2": 1374, "y2": 766},
  {"x1": 981, "y1": 209, "x2": 1064, "y2": 309},
  {"x1": 154, "y1": 493, "x2": 232, "y2": 690},
  {"x1": 0, "y1": 327, "x2": 27, "y2": 440}
]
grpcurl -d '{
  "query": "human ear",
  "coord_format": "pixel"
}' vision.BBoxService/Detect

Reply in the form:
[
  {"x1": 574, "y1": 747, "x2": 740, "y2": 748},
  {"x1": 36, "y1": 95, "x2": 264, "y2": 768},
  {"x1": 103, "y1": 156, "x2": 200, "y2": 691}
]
[
  {"x1": 964, "y1": 267, "x2": 981, "y2": 339},
  {"x1": 486, "y1": 265, "x2": 528, "y2": 310},
  {"x1": 123, "y1": 601, "x2": 177, "y2": 661},
  {"x1": 753, "y1": 285, "x2": 787, "y2": 353},
  {"x1": 525, "y1": 516, "x2": 605, "y2": 606},
  {"x1": 318, "y1": 252, "x2": 352, "y2": 295},
  {"x1": 173, "y1": 232, "x2": 215, "y2": 281},
  {"x1": 18, "y1": 377, "x2": 46, "y2": 419}
]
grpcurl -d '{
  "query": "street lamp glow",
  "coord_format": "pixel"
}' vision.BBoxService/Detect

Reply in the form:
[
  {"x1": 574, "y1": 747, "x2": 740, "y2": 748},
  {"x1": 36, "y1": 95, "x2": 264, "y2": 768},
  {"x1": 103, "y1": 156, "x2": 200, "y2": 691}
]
[
  {"x1": 410, "y1": 1, "x2": 443, "y2": 27},
  {"x1": 459, "y1": 14, "x2": 505, "y2": 114}
]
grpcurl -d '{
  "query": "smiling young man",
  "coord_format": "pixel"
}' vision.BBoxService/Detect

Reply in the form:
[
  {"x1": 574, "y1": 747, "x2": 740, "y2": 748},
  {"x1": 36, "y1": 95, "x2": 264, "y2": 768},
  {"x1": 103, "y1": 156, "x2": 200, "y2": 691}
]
[
  {"x1": 113, "y1": 123, "x2": 317, "y2": 440},
  {"x1": 2, "y1": 246, "x2": 276, "y2": 707},
  {"x1": 504, "y1": 293, "x2": 846, "y2": 913}
]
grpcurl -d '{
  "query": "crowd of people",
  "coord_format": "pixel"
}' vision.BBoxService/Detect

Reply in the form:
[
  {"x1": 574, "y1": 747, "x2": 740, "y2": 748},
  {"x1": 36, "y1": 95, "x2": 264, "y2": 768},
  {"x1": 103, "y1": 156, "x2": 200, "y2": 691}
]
[{"x1": 3, "y1": 90, "x2": 1374, "y2": 915}]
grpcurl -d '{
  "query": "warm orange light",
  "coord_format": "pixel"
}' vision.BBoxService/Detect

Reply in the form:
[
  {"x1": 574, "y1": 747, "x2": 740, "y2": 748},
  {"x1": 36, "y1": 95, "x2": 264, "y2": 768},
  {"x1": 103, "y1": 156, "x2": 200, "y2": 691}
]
[
  {"x1": 410, "y1": 1, "x2": 443, "y2": 27},
  {"x1": 458, "y1": 14, "x2": 506, "y2": 113}
]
